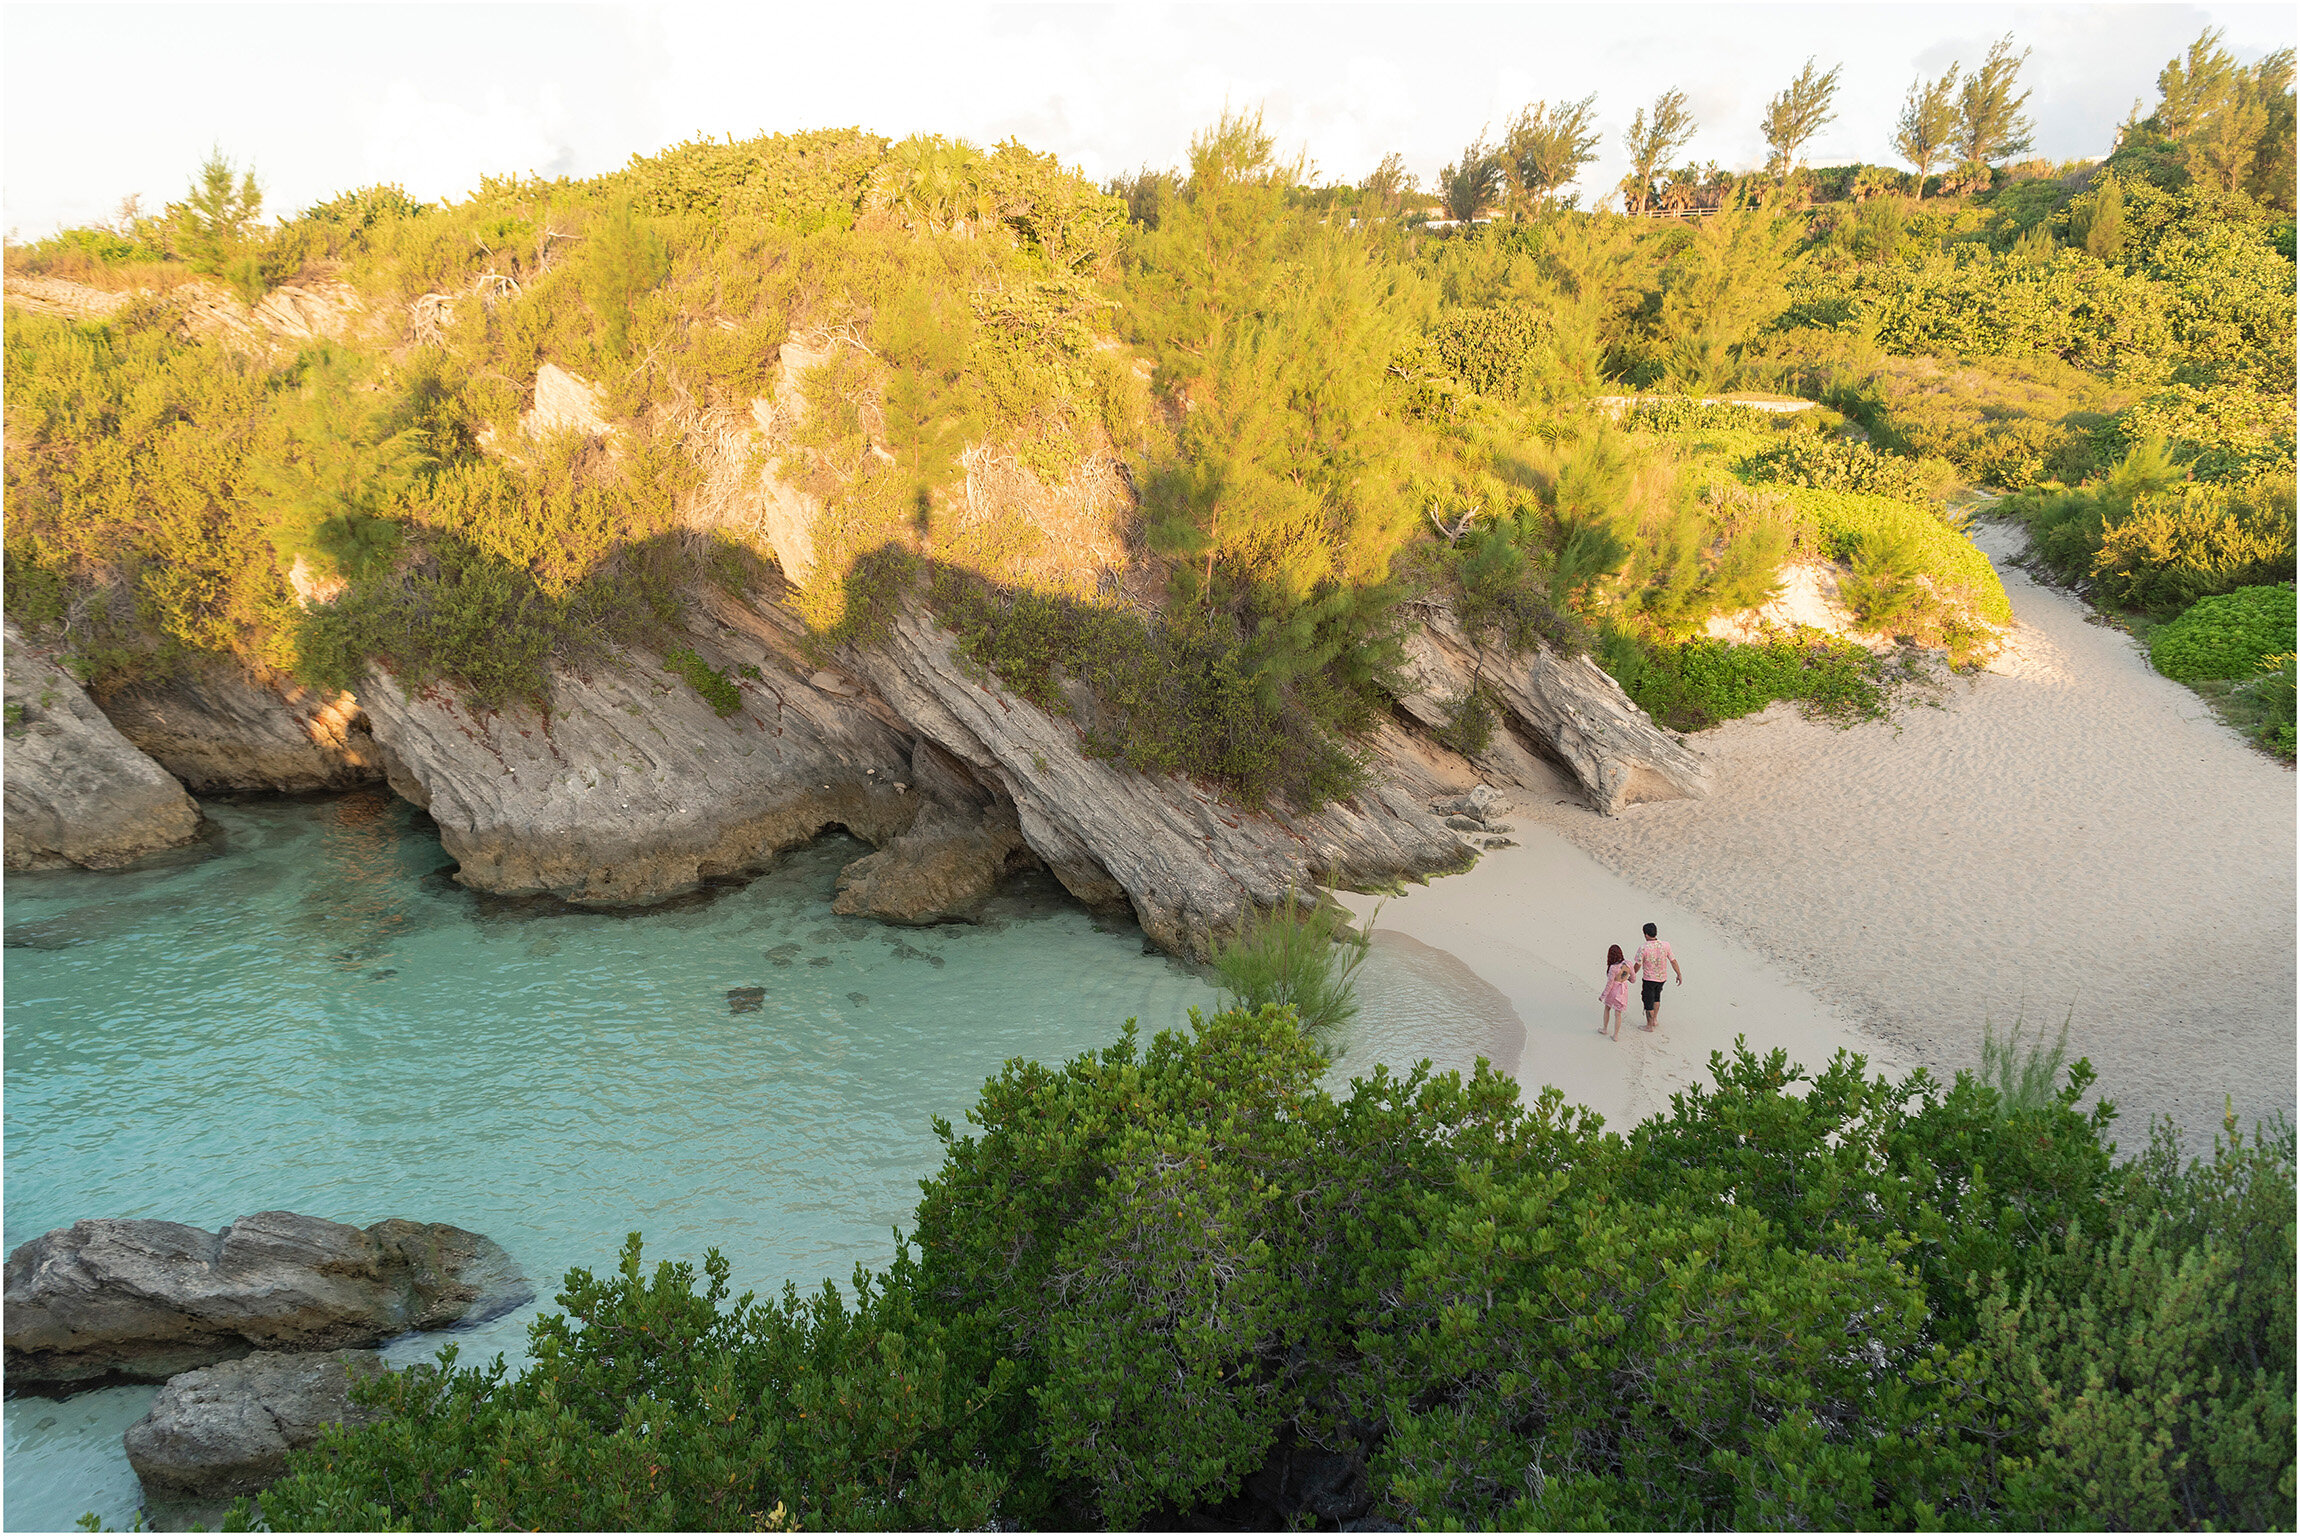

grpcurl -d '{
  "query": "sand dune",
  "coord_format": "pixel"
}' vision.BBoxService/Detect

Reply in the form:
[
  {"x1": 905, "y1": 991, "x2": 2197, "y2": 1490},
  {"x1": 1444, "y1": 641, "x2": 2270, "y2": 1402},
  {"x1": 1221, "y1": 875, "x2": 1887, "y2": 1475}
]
[{"x1": 1343, "y1": 523, "x2": 2295, "y2": 1148}]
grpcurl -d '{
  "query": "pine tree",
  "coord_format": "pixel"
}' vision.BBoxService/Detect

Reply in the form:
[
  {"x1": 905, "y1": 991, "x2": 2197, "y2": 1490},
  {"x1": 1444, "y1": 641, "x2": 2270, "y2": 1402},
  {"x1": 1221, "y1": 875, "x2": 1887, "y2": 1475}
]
[
  {"x1": 579, "y1": 199, "x2": 669, "y2": 358},
  {"x1": 873, "y1": 283, "x2": 979, "y2": 524},
  {"x1": 168, "y1": 148, "x2": 263, "y2": 277},
  {"x1": 1500, "y1": 95, "x2": 1602, "y2": 217},
  {"x1": 1438, "y1": 134, "x2": 1504, "y2": 223}
]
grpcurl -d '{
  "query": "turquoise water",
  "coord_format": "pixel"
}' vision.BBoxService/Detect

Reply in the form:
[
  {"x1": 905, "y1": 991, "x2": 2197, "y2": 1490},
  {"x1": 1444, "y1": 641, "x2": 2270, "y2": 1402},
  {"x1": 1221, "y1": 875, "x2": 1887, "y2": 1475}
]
[{"x1": 1, "y1": 791, "x2": 1222, "y2": 1531}]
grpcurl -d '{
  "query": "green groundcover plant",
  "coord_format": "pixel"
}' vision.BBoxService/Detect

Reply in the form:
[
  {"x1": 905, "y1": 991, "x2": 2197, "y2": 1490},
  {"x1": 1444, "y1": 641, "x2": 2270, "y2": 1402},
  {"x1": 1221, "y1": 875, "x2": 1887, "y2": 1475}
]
[
  {"x1": 2149, "y1": 583, "x2": 2298, "y2": 683},
  {"x1": 210, "y1": 1006, "x2": 2293, "y2": 1533}
]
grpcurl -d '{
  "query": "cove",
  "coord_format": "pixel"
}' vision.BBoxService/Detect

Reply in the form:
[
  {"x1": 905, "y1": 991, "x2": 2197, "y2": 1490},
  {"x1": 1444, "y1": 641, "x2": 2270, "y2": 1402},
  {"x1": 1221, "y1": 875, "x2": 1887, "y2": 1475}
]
[{"x1": 1, "y1": 790, "x2": 1219, "y2": 1532}]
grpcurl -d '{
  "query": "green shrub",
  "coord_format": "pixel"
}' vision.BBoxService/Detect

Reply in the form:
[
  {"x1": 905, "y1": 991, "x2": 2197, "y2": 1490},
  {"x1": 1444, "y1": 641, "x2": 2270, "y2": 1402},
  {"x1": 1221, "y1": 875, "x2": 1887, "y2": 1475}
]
[
  {"x1": 1767, "y1": 483, "x2": 2014, "y2": 627},
  {"x1": 240, "y1": 1004, "x2": 2297, "y2": 1532},
  {"x1": 2232, "y1": 652, "x2": 2296, "y2": 759},
  {"x1": 2107, "y1": 383, "x2": 2297, "y2": 483},
  {"x1": 1427, "y1": 303, "x2": 1545, "y2": 397},
  {"x1": 2092, "y1": 472, "x2": 2298, "y2": 611},
  {"x1": 663, "y1": 648, "x2": 742, "y2": 716},
  {"x1": 929, "y1": 566, "x2": 1369, "y2": 811},
  {"x1": 1622, "y1": 397, "x2": 1777, "y2": 433},
  {"x1": 1742, "y1": 434, "x2": 1951, "y2": 502},
  {"x1": 2148, "y1": 584, "x2": 2297, "y2": 683},
  {"x1": 1602, "y1": 627, "x2": 1904, "y2": 730},
  {"x1": 1211, "y1": 887, "x2": 1373, "y2": 1035},
  {"x1": 1829, "y1": 353, "x2": 2128, "y2": 489},
  {"x1": 296, "y1": 537, "x2": 679, "y2": 709},
  {"x1": 2001, "y1": 435, "x2": 2193, "y2": 590}
]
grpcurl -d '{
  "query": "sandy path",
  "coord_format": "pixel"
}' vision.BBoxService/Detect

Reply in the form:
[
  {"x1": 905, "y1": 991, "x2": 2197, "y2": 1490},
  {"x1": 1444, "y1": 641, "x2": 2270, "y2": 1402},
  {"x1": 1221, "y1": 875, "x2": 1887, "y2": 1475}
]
[{"x1": 1472, "y1": 522, "x2": 2294, "y2": 1145}]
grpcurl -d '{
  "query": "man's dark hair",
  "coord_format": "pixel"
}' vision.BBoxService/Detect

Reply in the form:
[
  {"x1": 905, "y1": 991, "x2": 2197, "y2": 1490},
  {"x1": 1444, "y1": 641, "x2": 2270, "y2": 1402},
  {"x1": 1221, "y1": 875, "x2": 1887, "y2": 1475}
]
[{"x1": 1643, "y1": 922, "x2": 1658, "y2": 937}]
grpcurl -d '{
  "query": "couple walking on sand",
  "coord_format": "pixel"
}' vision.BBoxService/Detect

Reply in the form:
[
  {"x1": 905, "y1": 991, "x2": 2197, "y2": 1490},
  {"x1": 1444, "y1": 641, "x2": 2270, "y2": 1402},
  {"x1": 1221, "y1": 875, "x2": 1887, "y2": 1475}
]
[{"x1": 1600, "y1": 922, "x2": 1683, "y2": 1038}]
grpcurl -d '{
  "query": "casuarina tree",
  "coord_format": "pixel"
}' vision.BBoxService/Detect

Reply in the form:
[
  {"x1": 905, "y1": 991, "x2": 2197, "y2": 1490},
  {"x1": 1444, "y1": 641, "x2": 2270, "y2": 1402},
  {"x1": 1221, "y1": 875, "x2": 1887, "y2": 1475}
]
[
  {"x1": 1500, "y1": 95, "x2": 1602, "y2": 216},
  {"x1": 1762, "y1": 57, "x2": 1844, "y2": 179},
  {"x1": 1621, "y1": 89, "x2": 1698, "y2": 213},
  {"x1": 1894, "y1": 66, "x2": 1962, "y2": 194},
  {"x1": 1956, "y1": 34, "x2": 2036, "y2": 165}
]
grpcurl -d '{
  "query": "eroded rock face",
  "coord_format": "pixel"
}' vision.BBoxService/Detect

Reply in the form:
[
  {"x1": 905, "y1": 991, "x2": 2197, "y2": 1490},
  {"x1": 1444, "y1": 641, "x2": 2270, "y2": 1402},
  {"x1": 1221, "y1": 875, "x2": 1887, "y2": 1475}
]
[
  {"x1": 2, "y1": 1211, "x2": 532, "y2": 1393},
  {"x1": 833, "y1": 804, "x2": 1034, "y2": 924},
  {"x1": 124, "y1": 1349, "x2": 384, "y2": 1502},
  {"x1": 3, "y1": 622, "x2": 202, "y2": 870},
  {"x1": 1395, "y1": 606, "x2": 1711, "y2": 813},
  {"x1": 99, "y1": 663, "x2": 382, "y2": 794},
  {"x1": 853, "y1": 608, "x2": 1471, "y2": 959},
  {"x1": 358, "y1": 590, "x2": 920, "y2": 905}
]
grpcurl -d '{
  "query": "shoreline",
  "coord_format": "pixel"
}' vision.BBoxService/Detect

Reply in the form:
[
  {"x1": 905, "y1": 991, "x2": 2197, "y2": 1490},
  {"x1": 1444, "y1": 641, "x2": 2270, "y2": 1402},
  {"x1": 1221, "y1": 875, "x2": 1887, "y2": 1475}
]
[
  {"x1": 1337, "y1": 828, "x2": 1898, "y2": 1131},
  {"x1": 1347, "y1": 523, "x2": 2295, "y2": 1147}
]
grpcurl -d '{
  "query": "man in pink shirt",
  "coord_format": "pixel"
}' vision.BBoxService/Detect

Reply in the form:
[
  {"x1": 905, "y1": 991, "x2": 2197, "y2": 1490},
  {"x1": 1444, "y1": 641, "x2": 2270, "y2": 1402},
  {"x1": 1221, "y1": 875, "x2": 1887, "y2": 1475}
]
[{"x1": 1637, "y1": 922, "x2": 1682, "y2": 1031}]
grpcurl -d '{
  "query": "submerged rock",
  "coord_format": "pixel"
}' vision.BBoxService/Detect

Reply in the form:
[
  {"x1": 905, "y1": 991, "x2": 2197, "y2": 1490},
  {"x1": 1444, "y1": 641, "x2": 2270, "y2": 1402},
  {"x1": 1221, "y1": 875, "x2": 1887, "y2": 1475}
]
[
  {"x1": 832, "y1": 803, "x2": 1035, "y2": 924},
  {"x1": 2, "y1": 1211, "x2": 531, "y2": 1394},
  {"x1": 124, "y1": 1349, "x2": 384, "y2": 1503},
  {"x1": 3, "y1": 622, "x2": 202, "y2": 871},
  {"x1": 98, "y1": 660, "x2": 383, "y2": 793}
]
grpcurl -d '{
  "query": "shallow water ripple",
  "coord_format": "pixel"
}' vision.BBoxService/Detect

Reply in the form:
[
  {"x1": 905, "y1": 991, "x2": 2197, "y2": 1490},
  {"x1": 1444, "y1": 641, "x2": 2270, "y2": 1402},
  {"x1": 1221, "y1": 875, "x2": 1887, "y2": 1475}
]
[{"x1": 3, "y1": 793, "x2": 1217, "y2": 1531}]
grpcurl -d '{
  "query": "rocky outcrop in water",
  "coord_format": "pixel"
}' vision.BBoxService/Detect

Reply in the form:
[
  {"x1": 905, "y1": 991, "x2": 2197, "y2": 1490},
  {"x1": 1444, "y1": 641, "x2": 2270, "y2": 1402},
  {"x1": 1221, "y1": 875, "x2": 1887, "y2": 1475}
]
[
  {"x1": 832, "y1": 741, "x2": 1036, "y2": 923},
  {"x1": 854, "y1": 608, "x2": 1472, "y2": 959},
  {"x1": 124, "y1": 1349, "x2": 384, "y2": 1502},
  {"x1": 358, "y1": 588, "x2": 922, "y2": 905},
  {"x1": 2, "y1": 1211, "x2": 531, "y2": 1393},
  {"x1": 3, "y1": 622, "x2": 203, "y2": 870},
  {"x1": 99, "y1": 662, "x2": 383, "y2": 793},
  {"x1": 1393, "y1": 605, "x2": 1711, "y2": 813}
]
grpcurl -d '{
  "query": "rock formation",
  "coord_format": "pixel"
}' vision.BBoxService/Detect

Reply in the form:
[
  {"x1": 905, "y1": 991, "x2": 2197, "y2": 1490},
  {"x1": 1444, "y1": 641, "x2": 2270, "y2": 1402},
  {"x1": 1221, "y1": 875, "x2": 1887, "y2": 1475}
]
[
  {"x1": 854, "y1": 607, "x2": 1473, "y2": 959},
  {"x1": 2, "y1": 1211, "x2": 531, "y2": 1393},
  {"x1": 356, "y1": 588, "x2": 922, "y2": 905},
  {"x1": 124, "y1": 1349, "x2": 384, "y2": 1502},
  {"x1": 833, "y1": 744, "x2": 1036, "y2": 923},
  {"x1": 1394, "y1": 605, "x2": 1712, "y2": 813},
  {"x1": 3, "y1": 621, "x2": 203, "y2": 870},
  {"x1": 98, "y1": 661, "x2": 382, "y2": 793}
]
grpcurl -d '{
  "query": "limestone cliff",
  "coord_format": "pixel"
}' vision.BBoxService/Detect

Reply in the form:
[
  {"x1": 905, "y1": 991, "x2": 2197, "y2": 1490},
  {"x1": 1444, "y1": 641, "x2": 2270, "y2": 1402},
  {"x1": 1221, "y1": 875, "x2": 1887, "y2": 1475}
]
[
  {"x1": 3, "y1": 622, "x2": 203, "y2": 870},
  {"x1": 100, "y1": 662, "x2": 382, "y2": 793},
  {"x1": 355, "y1": 588, "x2": 924, "y2": 904},
  {"x1": 1393, "y1": 604, "x2": 1712, "y2": 813},
  {"x1": 854, "y1": 607, "x2": 1474, "y2": 958}
]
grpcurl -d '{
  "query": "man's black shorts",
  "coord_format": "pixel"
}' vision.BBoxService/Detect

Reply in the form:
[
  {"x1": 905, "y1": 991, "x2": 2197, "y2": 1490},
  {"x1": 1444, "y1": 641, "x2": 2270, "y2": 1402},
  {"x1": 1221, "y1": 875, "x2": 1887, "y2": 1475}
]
[{"x1": 1642, "y1": 978, "x2": 1666, "y2": 1008}]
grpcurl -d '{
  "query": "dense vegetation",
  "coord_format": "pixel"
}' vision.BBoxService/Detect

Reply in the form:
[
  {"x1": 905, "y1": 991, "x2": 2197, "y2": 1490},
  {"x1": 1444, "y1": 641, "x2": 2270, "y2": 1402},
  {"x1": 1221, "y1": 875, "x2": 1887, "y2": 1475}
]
[
  {"x1": 230, "y1": 1006, "x2": 2294, "y2": 1532},
  {"x1": 5, "y1": 28, "x2": 2292, "y2": 795}
]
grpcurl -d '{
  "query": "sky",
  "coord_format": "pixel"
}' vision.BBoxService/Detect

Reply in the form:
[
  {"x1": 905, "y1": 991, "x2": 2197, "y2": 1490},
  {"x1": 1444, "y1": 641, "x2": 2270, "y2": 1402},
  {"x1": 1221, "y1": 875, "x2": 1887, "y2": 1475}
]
[{"x1": 4, "y1": 2, "x2": 2294, "y2": 238}]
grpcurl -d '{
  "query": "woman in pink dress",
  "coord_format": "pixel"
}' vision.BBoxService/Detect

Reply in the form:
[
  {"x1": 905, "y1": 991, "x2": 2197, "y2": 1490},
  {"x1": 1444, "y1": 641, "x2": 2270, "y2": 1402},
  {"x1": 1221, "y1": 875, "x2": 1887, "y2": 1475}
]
[{"x1": 1599, "y1": 943, "x2": 1634, "y2": 1038}]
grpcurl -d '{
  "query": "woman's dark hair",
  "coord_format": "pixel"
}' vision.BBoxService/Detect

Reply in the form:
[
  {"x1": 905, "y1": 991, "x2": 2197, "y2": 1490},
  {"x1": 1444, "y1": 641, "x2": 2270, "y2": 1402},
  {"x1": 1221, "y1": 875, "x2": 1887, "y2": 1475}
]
[
  {"x1": 1607, "y1": 943, "x2": 1625, "y2": 968},
  {"x1": 1643, "y1": 922, "x2": 1658, "y2": 938}
]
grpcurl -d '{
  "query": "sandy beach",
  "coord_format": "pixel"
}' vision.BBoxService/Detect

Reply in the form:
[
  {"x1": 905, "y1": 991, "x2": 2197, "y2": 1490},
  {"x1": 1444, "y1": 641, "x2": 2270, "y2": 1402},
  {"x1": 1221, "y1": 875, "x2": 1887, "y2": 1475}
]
[{"x1": 1342, "y1": 523, "x2": 2295, "y2": 1147}]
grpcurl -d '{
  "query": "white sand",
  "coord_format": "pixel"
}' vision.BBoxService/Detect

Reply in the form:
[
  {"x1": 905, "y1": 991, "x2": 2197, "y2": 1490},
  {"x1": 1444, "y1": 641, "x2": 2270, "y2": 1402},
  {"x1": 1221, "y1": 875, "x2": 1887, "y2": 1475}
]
[
  {"x1": 1336, "y1": 834, "x2": 1901, "y2": 1132},
  {"x1": 1341, "y1": 524, "x2": 2296, "y2": 1146}
]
